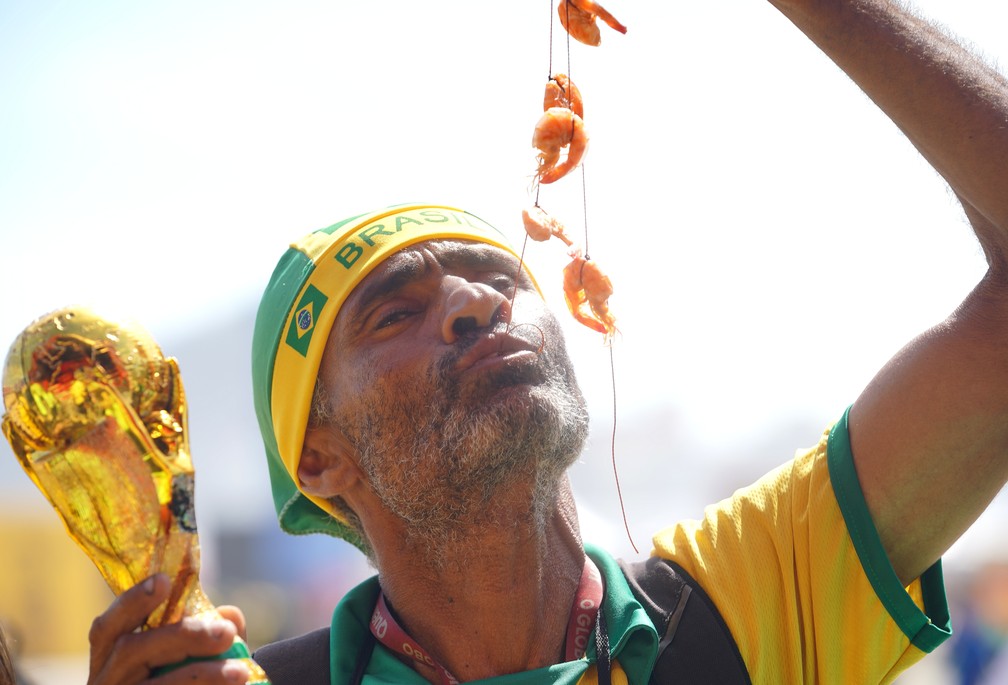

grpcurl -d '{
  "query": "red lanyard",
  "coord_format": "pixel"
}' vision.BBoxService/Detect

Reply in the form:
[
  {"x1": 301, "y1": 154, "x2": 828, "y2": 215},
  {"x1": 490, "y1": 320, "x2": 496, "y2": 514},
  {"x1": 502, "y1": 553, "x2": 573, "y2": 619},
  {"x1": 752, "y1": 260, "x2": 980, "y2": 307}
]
[
  {"x1": 369, "y1": 557, "x2": 604, "y2": 685},
  {"x1": 563, "y1": 556, "x2": 604, "y2": 661}
]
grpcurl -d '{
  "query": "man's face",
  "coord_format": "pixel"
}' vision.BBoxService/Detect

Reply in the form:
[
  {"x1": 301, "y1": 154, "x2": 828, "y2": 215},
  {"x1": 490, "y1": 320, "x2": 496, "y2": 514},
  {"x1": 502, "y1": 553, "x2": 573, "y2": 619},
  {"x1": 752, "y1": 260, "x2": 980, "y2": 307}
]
[{"x1": 316, "y1": 239, "x2": 589, "y2": 539}]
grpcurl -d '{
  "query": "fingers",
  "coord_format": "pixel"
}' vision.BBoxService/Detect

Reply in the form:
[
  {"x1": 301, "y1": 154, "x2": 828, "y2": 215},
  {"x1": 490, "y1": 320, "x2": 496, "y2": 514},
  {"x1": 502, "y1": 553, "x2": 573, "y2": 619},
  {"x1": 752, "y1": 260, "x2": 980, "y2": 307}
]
[
  {"x1": 149, "y1": 659, "x2": 251, "y2": 685},
  {"x1": 89, "y1": 574, "x2": 169, "y2": 681},
  {"x1": 87, "y1": 575, "x2": 249, "y2": 685},
  {"x1": 215, "y1": 606, "x2": 247, "y2": 642}
]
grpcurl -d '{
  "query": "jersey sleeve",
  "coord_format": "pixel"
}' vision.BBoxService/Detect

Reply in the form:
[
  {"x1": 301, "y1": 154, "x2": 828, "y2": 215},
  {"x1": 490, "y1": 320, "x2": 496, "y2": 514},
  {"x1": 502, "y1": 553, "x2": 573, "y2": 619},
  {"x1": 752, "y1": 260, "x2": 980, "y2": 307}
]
[{"x1": 650, "y1": 408, "x2": 951, "y2": 684}]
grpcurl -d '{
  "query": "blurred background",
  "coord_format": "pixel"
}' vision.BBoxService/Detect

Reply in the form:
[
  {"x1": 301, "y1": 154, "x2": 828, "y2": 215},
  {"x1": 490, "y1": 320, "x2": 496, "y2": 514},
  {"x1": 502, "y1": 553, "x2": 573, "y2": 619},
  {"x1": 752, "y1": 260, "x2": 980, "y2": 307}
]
[{"x1": 2, "y1": 1, "x2": 1007, "y2": 683}]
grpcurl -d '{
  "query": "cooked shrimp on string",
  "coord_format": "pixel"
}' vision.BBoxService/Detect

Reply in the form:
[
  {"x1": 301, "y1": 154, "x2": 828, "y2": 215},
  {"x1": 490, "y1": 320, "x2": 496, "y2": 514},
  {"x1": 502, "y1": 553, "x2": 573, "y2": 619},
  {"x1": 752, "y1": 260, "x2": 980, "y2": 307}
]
[
  {"x1": 529, "y1": 73, "x2": 586, "y2": 189},
  {"x1": 522, "y1": 204, "x2": 575, "y2": 247},
  {"x1": 557, "y1": 0, "x2": 627, "y2": 47},
  {"x1": 533, "y1": 106, "x2": 588, "y2": 185},
  {"x1": 544, "y1": 73, "x2": 583, "y2": 118},
  {"x1": 562, "y1": 251, "x2": 618, "y2": 344}
]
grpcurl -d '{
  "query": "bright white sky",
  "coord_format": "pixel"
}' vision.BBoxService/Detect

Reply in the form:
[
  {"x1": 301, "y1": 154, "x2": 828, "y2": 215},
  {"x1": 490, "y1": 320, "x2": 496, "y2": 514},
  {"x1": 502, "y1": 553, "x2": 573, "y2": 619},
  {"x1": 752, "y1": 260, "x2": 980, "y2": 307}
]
[{"x1": 1, "y1": 1, "x2": 1006, "y2": 562}]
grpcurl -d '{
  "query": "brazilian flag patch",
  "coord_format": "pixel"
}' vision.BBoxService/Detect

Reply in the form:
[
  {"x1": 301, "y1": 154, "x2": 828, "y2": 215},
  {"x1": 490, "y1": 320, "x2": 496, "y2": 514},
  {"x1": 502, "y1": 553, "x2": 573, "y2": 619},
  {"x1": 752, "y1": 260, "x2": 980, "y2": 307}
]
[{"x1": 285, "y1": 284, "x2": 329, "y2": 358}]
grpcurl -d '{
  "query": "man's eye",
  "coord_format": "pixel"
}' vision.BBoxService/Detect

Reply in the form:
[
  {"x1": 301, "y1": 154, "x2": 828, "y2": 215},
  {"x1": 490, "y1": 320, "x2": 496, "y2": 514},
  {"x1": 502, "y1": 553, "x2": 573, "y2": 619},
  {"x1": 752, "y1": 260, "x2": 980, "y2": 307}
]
[
  {"x1": 486, "y1": 273, "x2": 516, "y2": 293},
  {"x1": 374, "y1": 309, "x2": 415, "y2": 330}
]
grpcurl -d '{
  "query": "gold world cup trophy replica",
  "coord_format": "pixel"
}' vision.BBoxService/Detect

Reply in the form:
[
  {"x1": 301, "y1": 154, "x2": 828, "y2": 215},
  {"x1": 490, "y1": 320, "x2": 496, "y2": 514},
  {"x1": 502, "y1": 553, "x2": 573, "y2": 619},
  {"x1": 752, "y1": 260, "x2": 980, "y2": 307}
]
[{"x1": 1, "y1": 307, "x2": 269, "y2": 684}]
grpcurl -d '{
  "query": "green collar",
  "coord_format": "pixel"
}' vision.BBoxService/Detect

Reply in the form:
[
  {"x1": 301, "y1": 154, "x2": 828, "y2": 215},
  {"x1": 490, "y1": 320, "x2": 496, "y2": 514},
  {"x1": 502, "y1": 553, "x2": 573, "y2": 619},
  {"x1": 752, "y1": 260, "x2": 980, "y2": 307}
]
[
  {"x1": 327, "y1": 544, "x2": 658, "y2": 685},
  {"x1": 583, "y1": 543, "x2": 659, "y2": 684}
]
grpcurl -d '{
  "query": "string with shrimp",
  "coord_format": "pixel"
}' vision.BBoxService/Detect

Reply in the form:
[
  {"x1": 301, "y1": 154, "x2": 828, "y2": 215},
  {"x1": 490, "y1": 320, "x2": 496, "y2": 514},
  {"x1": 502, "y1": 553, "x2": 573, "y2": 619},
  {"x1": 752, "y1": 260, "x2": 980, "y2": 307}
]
[{"x1": 505, "y1": 0, "x2": 636, "y2": 553}]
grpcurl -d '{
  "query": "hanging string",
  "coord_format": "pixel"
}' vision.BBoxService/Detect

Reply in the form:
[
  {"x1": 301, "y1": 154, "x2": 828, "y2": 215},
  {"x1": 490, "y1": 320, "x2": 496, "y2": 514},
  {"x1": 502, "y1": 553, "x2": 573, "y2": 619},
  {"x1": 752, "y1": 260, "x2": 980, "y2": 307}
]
[
  {"x1": 508, "y1": 233, "x2": 532, "y2": 329},
  {"x1": 580, "y1": 164, "x2": 590, "y2": 258},
  {"x1": 548, "y1": 0, "x2": 555, "y2": 78},
  {"x1": 609, "y1": 344, "x2": 637, "y2": 553},
  {"x1": 564, "y1": 1, "x2": 573, "y2": 76},
  {"x1": 511, "y1": 0, "x2": 554, "y2": 329}
]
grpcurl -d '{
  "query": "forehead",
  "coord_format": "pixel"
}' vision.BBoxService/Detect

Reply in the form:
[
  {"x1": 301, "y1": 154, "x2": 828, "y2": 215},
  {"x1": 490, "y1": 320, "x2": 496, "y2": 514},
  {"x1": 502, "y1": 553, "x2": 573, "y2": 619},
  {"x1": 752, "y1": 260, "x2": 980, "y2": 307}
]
[
  {"x1": 381, "y1": 239, "x2": 518, "y2": 271},
  {"x1": 344, "y1": 239, "x2": 521, "y2": 305}
]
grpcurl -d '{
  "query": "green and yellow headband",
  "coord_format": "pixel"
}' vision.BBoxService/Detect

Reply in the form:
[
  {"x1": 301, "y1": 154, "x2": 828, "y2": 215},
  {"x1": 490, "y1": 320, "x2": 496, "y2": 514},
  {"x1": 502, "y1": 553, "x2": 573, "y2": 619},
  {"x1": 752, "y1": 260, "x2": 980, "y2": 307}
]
[{"x1": 252, "y1": 203, "x2": 537, "y2": 548}]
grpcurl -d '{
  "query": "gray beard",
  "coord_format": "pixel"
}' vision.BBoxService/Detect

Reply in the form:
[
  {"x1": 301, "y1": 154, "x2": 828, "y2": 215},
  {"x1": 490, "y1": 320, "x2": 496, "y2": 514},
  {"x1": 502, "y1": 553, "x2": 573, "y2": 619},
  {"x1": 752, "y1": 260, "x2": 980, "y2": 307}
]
[{"x1": 334, "y1": 323, "x2": 589, "y2": 564}]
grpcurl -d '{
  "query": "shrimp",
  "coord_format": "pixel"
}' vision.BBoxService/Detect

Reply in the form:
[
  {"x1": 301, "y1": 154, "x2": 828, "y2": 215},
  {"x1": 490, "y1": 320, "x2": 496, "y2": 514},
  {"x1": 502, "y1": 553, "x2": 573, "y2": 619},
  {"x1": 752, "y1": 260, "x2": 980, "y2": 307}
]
[
  {"x1": 522, "y1": 205, "x2": 575, "y2": 247},
  {"x1": 557, "y1": 0, "x2": 627, "y2": 47},
  {"x1": 533, "y1": 106, "x2": 588, "y2": 185},
  {"x1": 562, "y1": 253, "x2": 617, "y2": 343},
  {"x1": 544, "y1": 73, "x2": 583, "y2": 119}
]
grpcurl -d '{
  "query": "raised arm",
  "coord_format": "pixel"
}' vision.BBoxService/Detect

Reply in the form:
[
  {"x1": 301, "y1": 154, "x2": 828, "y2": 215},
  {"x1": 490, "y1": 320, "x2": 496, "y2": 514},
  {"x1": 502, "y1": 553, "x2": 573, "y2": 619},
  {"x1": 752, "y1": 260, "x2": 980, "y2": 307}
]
[{"x1": 768, "y1": 0, "x2": 1008, "y2": 584}]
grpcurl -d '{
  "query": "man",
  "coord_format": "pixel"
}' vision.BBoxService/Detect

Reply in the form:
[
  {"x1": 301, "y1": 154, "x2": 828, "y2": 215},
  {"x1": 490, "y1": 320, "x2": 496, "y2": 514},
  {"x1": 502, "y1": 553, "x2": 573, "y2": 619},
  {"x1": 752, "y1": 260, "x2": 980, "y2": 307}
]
[{"x1": 85, "y1": 0, "x2": 1008, "y2": 683}]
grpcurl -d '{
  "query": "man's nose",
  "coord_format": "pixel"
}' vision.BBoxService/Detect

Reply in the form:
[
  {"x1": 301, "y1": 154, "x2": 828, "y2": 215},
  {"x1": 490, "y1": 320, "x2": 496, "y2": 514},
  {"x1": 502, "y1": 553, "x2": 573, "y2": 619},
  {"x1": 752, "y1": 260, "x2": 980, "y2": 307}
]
[{"x1": 441, "y1": 279, "x2": 512, "y2": 343}]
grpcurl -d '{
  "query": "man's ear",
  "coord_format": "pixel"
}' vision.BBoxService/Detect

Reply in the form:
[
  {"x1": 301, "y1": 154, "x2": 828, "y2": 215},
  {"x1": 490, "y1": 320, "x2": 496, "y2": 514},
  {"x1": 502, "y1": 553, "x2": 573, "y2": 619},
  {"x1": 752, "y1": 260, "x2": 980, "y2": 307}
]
[{"x1": 298, "y1": 425, "x2": 361, "y2": 498}]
